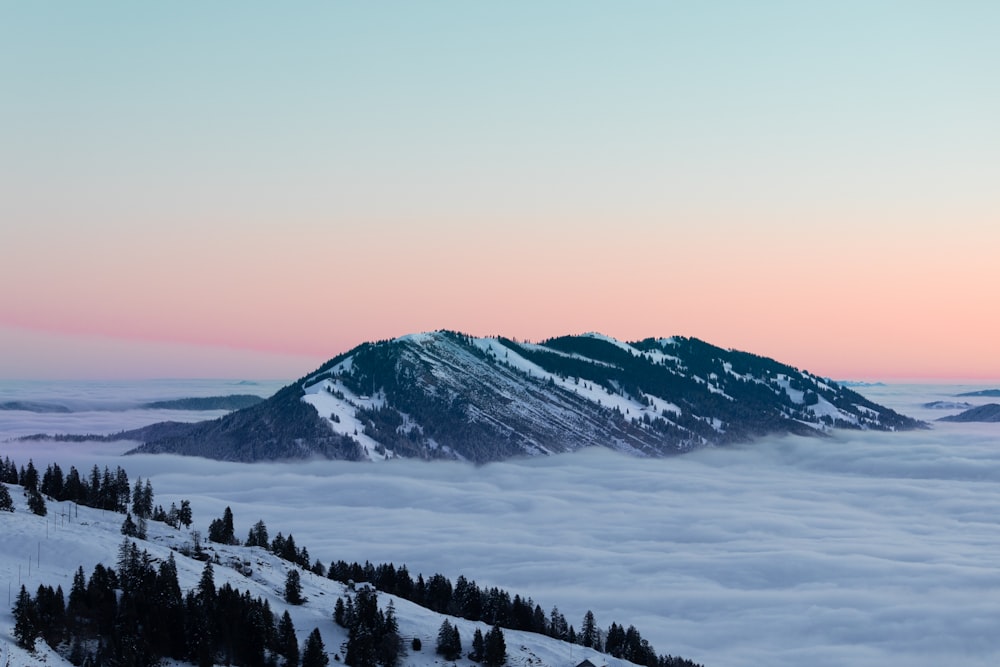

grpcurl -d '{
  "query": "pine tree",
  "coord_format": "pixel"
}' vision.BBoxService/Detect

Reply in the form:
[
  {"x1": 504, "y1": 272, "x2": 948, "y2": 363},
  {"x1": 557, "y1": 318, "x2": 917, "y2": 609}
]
[
  {"x1": 27, "y1": 487, "x2": 47, "y2": 516},
  {"x1": 23, "y1": 459, "x2": 39, "y2": 491},
  {"x1": 197, "y1": 561, "x2": 216, "y2": 608},
  {"x1": 278, "y1": 611, "x2": 299, "y2": 667},
  {"x1": 178, "y1": 499, "x2": 193, "y2": 527},
  {"x1": 13, "y1": 585, "x2": 38, "y2": 650},
  {"x1": 67, "y1": 566, "x2": 87, "y2": 625},
  {"x1": 0, "y1": 482, "x2": 13, "y2": 511},
  {"x1": 121, "y1": 512, "x2": 139, "y2": 537},
  {"x1": 247, "y1": 519, "x2": 269, "y2": 547},
  {"x1": 483, "y1": 626, "x2": 506, "y2": 667},
  {"x1": 334, "y1": 597, "x2": 346, "y2": 627},
  {"x1": 156, "y1": 553, "x2": 186, "y2": 659},
  {"x1": 301, "y1": 628, "x2": 330, "y2": 667},
  {"x1": 132, "y1": 478, "x2": 144, "y2": 517},
  {"x1": 470, "y1": 628, "x2": 485, "y2": 662},
  {"x1": 285, "y1": 569, "x2": 304, "y2": 605},
  {"x1": 377, "y1": 600, "x2": 402, "y2": 667},
  {"x1": 549, "y1": 606, "x2": 568, "y2": 639},
  {"x1": 142, "y1": 478, "x2": 154, "y2": 517},
  {"x1": 581, "y1": 610, "x2": 598, "y2": 648},
  {"x1": 208, "y1": 506, "x2": 237, "y2": 544},
  {"x1": 436, "y1": 619, "x2": 461, "y2": 660}
]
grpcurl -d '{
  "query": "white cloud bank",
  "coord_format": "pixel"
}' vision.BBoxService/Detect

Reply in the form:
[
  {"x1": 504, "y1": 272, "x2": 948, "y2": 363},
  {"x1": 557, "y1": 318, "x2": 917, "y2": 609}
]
[{"x1": 2, "y1": 382, "x2": 1000, "y2": 667}]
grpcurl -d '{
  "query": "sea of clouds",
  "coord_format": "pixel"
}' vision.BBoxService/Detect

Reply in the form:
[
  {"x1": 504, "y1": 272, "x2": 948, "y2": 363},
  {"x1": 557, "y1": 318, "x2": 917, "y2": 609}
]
[{"x1": 2, "y1": 381, "x2": 999, "y2": 667}]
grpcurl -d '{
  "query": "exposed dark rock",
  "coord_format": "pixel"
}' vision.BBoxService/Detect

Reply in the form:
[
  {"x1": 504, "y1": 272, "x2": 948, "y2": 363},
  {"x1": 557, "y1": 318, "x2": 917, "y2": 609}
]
[{"x1": 121, "y1": 331, "x2": 925, "y2": 463}]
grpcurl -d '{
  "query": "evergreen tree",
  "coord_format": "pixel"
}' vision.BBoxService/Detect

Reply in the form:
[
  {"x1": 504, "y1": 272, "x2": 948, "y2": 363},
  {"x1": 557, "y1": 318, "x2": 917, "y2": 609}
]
[
  {"x1": 377, "y1": 600, "x2": 402, "y2": 667},
  {"x1": 1, "y1": 456, "x2": 16, "y2": 483},
  {"x1": 67, "y1": 566, "x2": 87, "y2": 627},
  {"x1": 121, "y1": 512, "x2": 139, "y2": 537},
  {"x1": 334, "y1": 597, "x2": 346, "y2": 627},
  {"x1": 115, "y1": 466, "x2": 131, "y2": 512},
  {"x1": 34, "y1": 584, "x2": 66, "y2": 647},
  {"x1": 285, "y1": 569, "x2": 304, "y2": 605},
  {"x1": 345, "y1": 588, "x2": 393, "y2": 667},
  {"x1": 470, "y1": 628, "x2": 485, "y2": 662},
  {"x1": 13, "y1": 585, "x2": 38, "y2": 650},
  {"x1": 131, "y1": 476, "x2": 154, "y2": 519},
  {"x1": 278, "y1": 610, "x2": 299, "y2": 667},
  {"x1": 436, "y1": 619, "x2": 461, "y2": 660},
  {"x1": 581, "y1": 610, "x2": 598, "y2": 648},
  {"x1": 41, "y1": 463, "x2": 64, "y2": 499},
  {"x1": 132, "y1": 478, "x2": 144, "y2": 517},
  {"x1": 143, "y1": 478, "x2": 154, "y2": 517},
  {"x1": 605, "y1": 622, "x2": 625, "y2": 658},
  {"x1": 64, "y1": 466, "x2": 85, "y2": 503},
  {"x1": 301, "y1": 627, "x2": 330, "y2": 667},
  {"x1": 0, "y1": 482, "x2": 13, "y2": 511},
  {"x1": 27, "y1": 487, "x2": 47, "y2": 516},
  {"x1": 208, "y1": 506, "x2": 237, "y2": 544},
  {"x1": 166, "y1": 501, "x2": 180, "y2": 528},
  {"x1": 483, "y1": 626, "x2": 506, "y2": 667},
  {"x1": 247, "y1": 519, "x2": 270, "y2": 547},
  {"x1": 178, "y1": 499, "x2": 193, "y2": 527},
  {"x1": 197, "y1": 561, "x2": 216, "y2": 609},
  {"x1": 155, "y1": 553, "x2": 186, "y2": 660},
  {"x1": 549, "y1": 606, "x2": 568, "y2": 639},
  {"x1": 22, "y1": 459, "x2": 39, "y2": 491}
]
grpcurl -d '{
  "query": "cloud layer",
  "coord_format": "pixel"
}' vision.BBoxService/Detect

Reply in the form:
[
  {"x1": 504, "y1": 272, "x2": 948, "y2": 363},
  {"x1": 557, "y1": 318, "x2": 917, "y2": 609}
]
[{"x1": 2, "y1": 382, "x2": 1000, "y2": 667}]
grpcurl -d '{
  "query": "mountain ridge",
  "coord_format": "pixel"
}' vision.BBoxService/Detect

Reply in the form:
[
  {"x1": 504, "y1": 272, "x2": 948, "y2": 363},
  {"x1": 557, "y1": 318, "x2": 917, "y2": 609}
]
[{"x1": 122, "y1": 331, "x2": 924, "y2": 463}]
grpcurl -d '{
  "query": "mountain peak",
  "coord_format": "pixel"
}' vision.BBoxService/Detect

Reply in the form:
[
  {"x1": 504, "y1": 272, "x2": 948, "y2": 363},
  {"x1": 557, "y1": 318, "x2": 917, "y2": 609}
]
[{"x1": 127, "y1": 332, "x2": 924, "y2": 463}]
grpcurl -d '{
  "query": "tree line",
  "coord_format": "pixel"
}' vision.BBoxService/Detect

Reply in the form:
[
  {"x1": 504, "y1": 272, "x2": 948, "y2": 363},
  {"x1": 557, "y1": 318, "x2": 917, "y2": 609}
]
[
  {"x1": 1, "y1": 455, "x2": 193, "y2": 530},
  {"x1": 12, "y1": 538, "x2": 329, "y2": 667},
  {"x1": 237, "y1": 509, "x2": 703, "y2": 667},
  {"x1": 5, "y1": 454, "x2": 704, "y2": 667}
]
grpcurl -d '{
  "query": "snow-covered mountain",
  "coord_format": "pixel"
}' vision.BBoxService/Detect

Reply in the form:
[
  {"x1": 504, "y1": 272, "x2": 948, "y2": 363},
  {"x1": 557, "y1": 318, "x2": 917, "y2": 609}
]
[
  {"x1": 1, "y1": 481, "x2": 680, "y2": 667},
  {"x1": 125, "y1": 331, "x2": 923, "y2": 463}
]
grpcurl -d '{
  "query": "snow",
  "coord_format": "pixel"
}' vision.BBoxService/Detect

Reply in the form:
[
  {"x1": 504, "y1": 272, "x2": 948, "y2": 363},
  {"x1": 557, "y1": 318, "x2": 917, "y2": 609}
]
[
  {"x1": 468, "y1": 338, "x2": 667, "y2": 426},
  {"x1": 5, "y1": 381, "x2": 1000, "y2": 667},
  {"x1": 0, "y1": 483, "x2": 626, "y2": 667},
  {"x1": 301, "y1": 379, "x2": 389, "y2": 461},
  {"x1": 638, "y1": 349, "x2": 680, "y2": 367},
  {"x1": 774, "y1": 376, "x2": 804, "y2": 404}
]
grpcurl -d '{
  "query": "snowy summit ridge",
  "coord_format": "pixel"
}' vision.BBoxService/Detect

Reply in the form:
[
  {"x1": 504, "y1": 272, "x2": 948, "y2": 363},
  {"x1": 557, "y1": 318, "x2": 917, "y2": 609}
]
[{"x1": 126, "y1": 331, "x2": 923, "y2": 463}]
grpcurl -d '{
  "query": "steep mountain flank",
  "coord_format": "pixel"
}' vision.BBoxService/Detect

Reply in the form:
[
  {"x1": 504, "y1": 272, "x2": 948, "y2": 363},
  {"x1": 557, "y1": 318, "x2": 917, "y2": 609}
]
[{"x1": 126, "y1": 331, "x2": 924, "y2": 462}]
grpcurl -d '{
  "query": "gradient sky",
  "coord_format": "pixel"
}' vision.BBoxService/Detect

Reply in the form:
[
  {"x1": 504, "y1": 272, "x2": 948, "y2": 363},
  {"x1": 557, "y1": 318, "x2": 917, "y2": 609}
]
[{"x1": 2, "y1": 2, "x2": 998, "y2": 380}]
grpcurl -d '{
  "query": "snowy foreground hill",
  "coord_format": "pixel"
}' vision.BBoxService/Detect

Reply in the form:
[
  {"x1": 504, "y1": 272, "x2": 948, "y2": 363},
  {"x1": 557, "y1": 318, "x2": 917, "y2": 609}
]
[
  {"x1": 0, "y1": 482, "x2": 675, "y2": 667},
  {"x1": 124, "y1": 331, "x2": 922, "y2": 463}
]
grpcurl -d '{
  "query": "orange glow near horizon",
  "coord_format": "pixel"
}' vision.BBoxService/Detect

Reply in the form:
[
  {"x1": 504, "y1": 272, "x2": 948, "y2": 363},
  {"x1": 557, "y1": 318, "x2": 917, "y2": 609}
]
[{"x1": 2, "y1": 3, "x2": 997, "y2": 380}]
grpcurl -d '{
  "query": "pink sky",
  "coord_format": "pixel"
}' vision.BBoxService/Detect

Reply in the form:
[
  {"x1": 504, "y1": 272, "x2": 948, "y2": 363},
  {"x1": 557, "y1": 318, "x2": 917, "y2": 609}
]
[{"x1": 2, "y1": 3, "x2": 998, "y2": 380}]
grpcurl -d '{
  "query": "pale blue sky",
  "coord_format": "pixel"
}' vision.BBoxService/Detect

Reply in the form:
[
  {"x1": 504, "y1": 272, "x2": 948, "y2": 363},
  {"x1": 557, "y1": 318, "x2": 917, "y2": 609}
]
[{"x1": 2, "y1": 2, "x2": 998, "y2": 378}]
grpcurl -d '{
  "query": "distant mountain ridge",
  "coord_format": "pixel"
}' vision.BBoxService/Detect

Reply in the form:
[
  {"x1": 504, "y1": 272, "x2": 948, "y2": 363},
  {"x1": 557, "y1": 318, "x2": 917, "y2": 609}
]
[
  {"x1": 1, "y1": 394, "x2": 264, "y2": 414},
  {"x1": 124, "y1": 331, "x2": 924, "y2": 463},
  {"x1": 938, "y1": 403, "x2": 1000, "y2": 423}
]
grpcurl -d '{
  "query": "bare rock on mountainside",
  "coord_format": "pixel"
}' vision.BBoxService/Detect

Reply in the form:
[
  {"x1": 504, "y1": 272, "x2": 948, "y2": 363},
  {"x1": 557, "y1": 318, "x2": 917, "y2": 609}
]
[
  {"x1": 938, "y1": 403, "x2": 1000, "y2": 423},
  {"x1": 121, "y1": 331, "x2": 925, "y2": 463}
]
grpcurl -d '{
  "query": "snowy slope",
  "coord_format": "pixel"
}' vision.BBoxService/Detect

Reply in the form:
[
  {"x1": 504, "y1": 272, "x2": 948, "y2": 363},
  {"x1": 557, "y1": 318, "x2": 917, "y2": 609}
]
[
  {"x1": 125, "y1": 331, "x2": 924, "y2": 463},
  {"x1": 0, "y1": 483, "x2": 643, "y2": 667}
]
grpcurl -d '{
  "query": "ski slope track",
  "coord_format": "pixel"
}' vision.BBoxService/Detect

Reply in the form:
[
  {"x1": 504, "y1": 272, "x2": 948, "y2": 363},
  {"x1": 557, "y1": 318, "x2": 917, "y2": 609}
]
[{"x1": 126, "y1": 332, "x2": 924, "y2": 463}]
